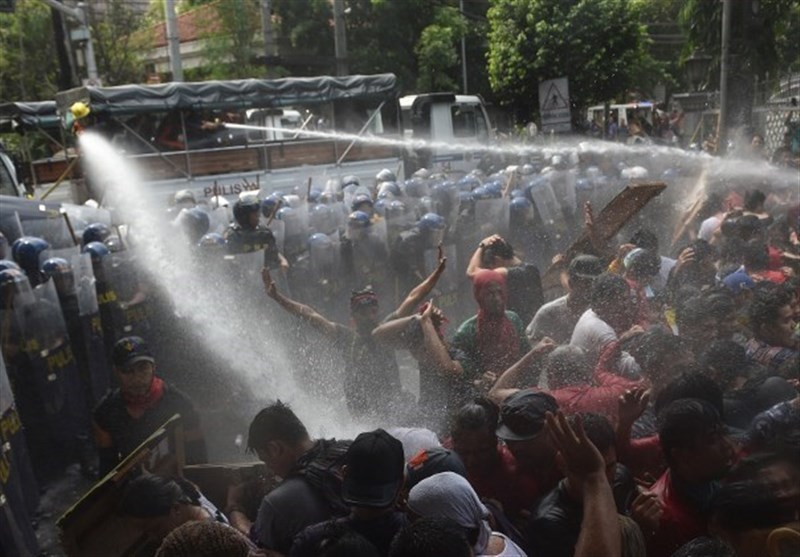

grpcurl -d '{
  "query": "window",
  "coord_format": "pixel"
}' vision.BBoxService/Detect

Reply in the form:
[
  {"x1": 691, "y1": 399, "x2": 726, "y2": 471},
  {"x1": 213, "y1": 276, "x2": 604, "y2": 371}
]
[{"x1": 0, "y1": 155, "x2": 18, "y2": 197}]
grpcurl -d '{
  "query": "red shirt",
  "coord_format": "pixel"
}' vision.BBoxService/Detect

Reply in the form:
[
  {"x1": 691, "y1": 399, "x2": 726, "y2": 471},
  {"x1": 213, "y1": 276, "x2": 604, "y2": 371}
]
[
  {"x1": 466, "y1": 444, "x2": 546, "y2": 518},
  {"x1": 617, "y1": 434, "x2": 665, "y2": 481},
  {"x1": 549, "y1": 341, "x2": 643, "y2": 424},
  {"x1": 647, "y1": 470, "x2": 709, "y2": 557}
]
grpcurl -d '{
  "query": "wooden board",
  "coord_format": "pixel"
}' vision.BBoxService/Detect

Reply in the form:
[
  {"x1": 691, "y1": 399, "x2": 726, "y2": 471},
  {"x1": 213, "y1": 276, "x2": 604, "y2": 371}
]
[
  {"x1": 541, "y1": 181, "x2": 667, "y2": 291},
  {"x1": 57, "y1": 415, "x2": 185, "y2": 557}
]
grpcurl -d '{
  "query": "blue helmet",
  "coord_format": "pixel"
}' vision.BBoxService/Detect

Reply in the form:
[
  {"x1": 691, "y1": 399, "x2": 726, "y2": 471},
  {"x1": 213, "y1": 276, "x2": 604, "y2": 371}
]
[
  {"x1": 377, "y1": 181, "x2": 402, "y2": 198},
  {"x1": 510, "y1": 188, "x2": 525, "y2": 199},
  {"x1": 307, "y1": 188, "x2": 322, "y2": 204},
  {"x1": 351, "y1": 194, "x2": 374, "y2": 212},
  {"x1": 41, "y1": 257, "x2": 72, "y2": 280},
  {"x1": 308, "y1": 232, "x2": 333, "y2": 249},
  {"x1": 510, "y1": 197, "x2": 532, "y2": 213},
  {"x1": 373, "y1": 199, "x2": 387, "y2": 216},
  {"x1": 82, "y1": 222, "x2": 111, "y2": 246},
  {"x1": 276, "y1": 206, "x2": 295, "y2": 221},
  {"x1": 82, "y1": 241, "x2": 111, "y2": 263},
  {"x1": 457, "y1": 175, "x2": 482, "y2": 192},
  {"x1": 233, "y1": 197, "x2": 261, "y2": 225},
  {"x1": 403, "y1": 178, "x2": 429, "y2": 198},
  {"x1": 198, "y1": 232, "x2": 226, "y2": 249},
  {"x1": 471, "y1": 185, "x2": 491, "y2": 200},
  {"x1": 178, "y1": 207, "x2": 210, "y2": 243},
  {"x1": 385, "y1": 200, "x2": 407, "y2": 219},
  {"x1": 11, "y1": 236, "x2": 50, "y2": 276},
  {"x1": 260, "y1": 194, "x2": 283, "y2": 218},
  {"x1": 419, "y1": 212, "x2": 446, "y2": 231},
  {"x1": 0, "y1": 268, "x2": 27, "y2": 289},
  {"x1": 0, "y1": 259, "x2": 21, "y2": 272},
  {"x1": 483, "y1": 180, "x2": 503, "y2": 198},
  {"x1": 348, "y1": 210, "x2": 371, "y2": 229}
]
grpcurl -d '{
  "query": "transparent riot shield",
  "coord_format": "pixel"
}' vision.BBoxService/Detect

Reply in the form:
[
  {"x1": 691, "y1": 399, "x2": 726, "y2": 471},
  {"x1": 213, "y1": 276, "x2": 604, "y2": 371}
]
[
  {"x1": 0, "y1": 344, "x2": 39, "y2": 520},
  {"x1": 207, "y1": 205, "x2": 233, "y2": 235},
  {"x1": 13, "y1": 280, "x2": 88, "y2": 446},
  {"x1": 72, "y1": 253, "x2": 110, "y2": 403},
  {"x1": 474, "y1": 198, "x2": 510, "y2": 237},
  {"x1": 527, "y1": 177, "x2": 562, "y2": 226},
  {"x1": 39, "y1": 245, "x2": 81, "y2": 269},
  {"x1": 268, "y1": 219, "x2": 285, "y2": 254},
  {"x1": 550, "y1": 169, "x2": 578, "y2": 218},
  {"x1": 18, "y1": 206, "x2": 75, "y2": 248},
  {"x1": 280, "y1": 207, "x2": 310, "y2": 259},
  {"x1": 106, "y1": 251, "x2": 152, "y2": 339}
]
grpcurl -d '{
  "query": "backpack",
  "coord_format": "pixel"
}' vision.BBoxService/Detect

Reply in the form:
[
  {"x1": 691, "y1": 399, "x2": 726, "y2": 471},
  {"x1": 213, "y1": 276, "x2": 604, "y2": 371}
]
[{"x1": 289, "y1": 438, "x2": 351, "y2": 516}]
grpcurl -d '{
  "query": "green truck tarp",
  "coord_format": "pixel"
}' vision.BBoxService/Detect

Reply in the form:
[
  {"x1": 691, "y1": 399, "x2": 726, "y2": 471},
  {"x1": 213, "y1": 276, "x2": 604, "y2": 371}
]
[
  {"x1": 0, "y1": 101, "x2": 59, "y2": 132},
  {"x1": 55, "y1": 74, "x2": 399, "y2": 117}
]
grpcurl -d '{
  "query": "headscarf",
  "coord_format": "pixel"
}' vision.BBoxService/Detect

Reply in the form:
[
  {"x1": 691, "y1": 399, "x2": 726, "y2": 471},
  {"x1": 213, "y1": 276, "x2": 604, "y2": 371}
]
[
  {"x1": 407, "y1": 471, "x2": 492, "y2": 554},
  {"x1": 472, "y1": 269, "x2": 519, "y2": 373}
]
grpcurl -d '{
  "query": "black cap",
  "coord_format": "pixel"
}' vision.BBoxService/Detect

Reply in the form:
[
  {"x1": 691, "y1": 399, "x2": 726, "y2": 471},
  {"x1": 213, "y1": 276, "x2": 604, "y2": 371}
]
[
  {"x1": 568, "y1": 254, "x2": 604, "y2": 281},
  {"x1": 496, "y1": 390, "x2": 558, "y2": 441},
  {"x1": 406, "y1": 447, "x2": 467, "y2": 490},
  {"x1": 342, "y1": 429, "x2": 405, "y2": 508},
  {"x1": 112, "y1": 336, "x2": 155, "y2": 370}
]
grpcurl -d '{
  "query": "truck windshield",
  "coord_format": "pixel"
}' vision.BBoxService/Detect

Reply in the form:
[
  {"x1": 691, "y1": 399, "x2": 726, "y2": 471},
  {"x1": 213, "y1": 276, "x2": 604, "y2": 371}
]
[{"x1": 451, "y1": 105, "x2": 489, "y2": 142}]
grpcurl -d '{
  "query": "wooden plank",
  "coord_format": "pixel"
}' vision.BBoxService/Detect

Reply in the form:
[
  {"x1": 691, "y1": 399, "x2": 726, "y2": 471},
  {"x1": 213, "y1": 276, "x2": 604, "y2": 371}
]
[
  {"x1": 33, "y1": 158, "x2": 82, "y2": 183},
  {"x1": 267, "y1": 140, "x2": 337, "y2": 169},
  {"x1": 541, "y1": 181, "x2": 667, "y2": 291}
]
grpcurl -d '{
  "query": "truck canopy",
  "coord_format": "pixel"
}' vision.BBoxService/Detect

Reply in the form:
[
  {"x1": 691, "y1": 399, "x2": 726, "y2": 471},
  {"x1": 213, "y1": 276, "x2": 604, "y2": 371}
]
[
  {"x1": 55, "y1": 74, "x2": 399, "y2": 117},
  {"x1": 0, "y1": 101, "x2": 60, "y2": 133}
]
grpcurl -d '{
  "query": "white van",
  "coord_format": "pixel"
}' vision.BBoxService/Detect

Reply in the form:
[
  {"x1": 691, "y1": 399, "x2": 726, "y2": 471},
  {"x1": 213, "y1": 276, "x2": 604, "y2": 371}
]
[{"x1": 400, "y1": 93, "x2": 493, "y2": 174}]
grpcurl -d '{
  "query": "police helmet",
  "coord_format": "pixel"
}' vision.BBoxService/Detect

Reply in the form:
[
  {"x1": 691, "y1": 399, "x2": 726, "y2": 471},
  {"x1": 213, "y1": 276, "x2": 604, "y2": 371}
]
[
  {"x1": 276, "y1": 206, "x2": 295, "y2": 221},
  {"x1": 82, "y1": 241, "x2": 111, "y2": 263},
  {"x1": 260, "y1": 194, "x2": 283, "y2": 218},
  {"x1": 419, "y1": 213, "x2": 446, "y2": 231},
  {"x1": 178, "y1": 207, "x2": 210, "y2": 243},
  {"x1": 348, "y1": 211, "x2": 371, "y2": 229},
  {"x1": 233, "y1": 197, "x2": 261, "y2": 226},
  {"x1": 351, "y1": 194, "x2": 374, "y2": 212},
  {"x1": 198, "y1": 232, "x2": 226, "y2": 249},
  {"x1": 0, "y1": 259, "x2": 21, "y2": 273},
  {"x1": 11, "y1": 236, "x2": 50, "y2": 276},
  {"x1": 385, "y1": 200, "x2": 407, "y2": 219},
  {"x1": 82, "y1": 222, "x2": 111, "y2": 245},
  {"x1": 373, "y1": 199, "x2": 388, "y2": 216},
  {"x1": 403, "y1": 178, "x2": 428, "y2": 198},
  {"x1": 412, "y1": 168, "x2": 431, "y2": 180},
  {"x1": 104, "y1": 235, "x2": 124, "y2": 252},
  {"x1": 376, "y1": 168, "x2": 396, "y2": 183},
  {"x1": 308, "y1": 232, "x2": 333, "y2": 249},
  {"x1": 342, "y1": 175, "x2": 360, "y2": 188},
  {"x1": 483, "y1": 181, "x2": 503, "y2": 198},
  {"x1": 308, "y1": 188, "x2": 323, "y2": 204},
  {"x1": 510, "y1": 197, "x2": 532, "y2": 213},
  {"x1": 378, "y1": 181, "x2": 402, "y2": 198},
  {"x1": 41, "y1": 257, "x2": 72, "y2": 280},
  {"x1": 174, "y1": 189, "x2": 196, "y2": 206},
  {"x1": 457, "y1": 175, "x2": 482, "y2": 192},
  {"x1": 209, "y1": 195, "x2": 230, "y2": 208},
  {"x1": 519, "y1": 163, "x2": 536, "y2": 176},
  {"x1": 0, "y1": 268, "x2": 27, "y2": 291}
]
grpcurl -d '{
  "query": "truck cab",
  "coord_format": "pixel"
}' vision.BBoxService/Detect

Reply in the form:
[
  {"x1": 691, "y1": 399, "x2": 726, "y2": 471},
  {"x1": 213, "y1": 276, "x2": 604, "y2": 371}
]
[{"x1": 400, "y1": 93, "x2": 492, "y2": 175}]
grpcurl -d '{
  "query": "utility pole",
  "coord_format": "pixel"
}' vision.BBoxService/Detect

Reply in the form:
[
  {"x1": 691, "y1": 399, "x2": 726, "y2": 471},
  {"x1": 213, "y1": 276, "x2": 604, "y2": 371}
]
[
  {"x1": 717, "y1": 0, "x2": 732, "y2": 154},
  {"x1": 164, "y1": 0, "x2": 183, "y2": 81},
  {"x1": 260, "y1": 0, "x2": 277, "y2": 75},
  {"x1": 41, "y1": 0, "x2": 99, "y2": 84},
  {"x1": 333, "y1": 0, "x2": 348, "y2": 76},
  {"x1": 460, "y1": 0, "x2": 467, "y2": 94}
]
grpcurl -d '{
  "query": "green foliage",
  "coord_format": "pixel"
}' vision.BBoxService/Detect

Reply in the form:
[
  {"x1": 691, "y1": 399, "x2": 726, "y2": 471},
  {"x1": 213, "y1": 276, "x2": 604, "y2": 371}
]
[
  {"x1": 415, "y1": 7, "x2": 466, "y2": 92},
  {"x1": 679, "y1": 0, "x2": 800, "y2": 81},
  {"x1": 0, "y1": 0, "x2": 59, "y2": 100},
  {"x1": 272, "y1": 0, "x2": 333, "y2": 57},
  {"x1": 199, "y1": 0, "x2": 262, "y2": 79},
  {"x1": 88, "y1": 0, "x2": 147, "y2": 86},
  {"x1": 487, "y1": 0, "x2": 659, "y2": 120}
]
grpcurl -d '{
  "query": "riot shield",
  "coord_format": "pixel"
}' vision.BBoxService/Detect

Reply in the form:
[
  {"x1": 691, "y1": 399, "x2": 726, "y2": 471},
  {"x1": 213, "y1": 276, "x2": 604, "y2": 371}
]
[
  {"x1": 527, "y1": 177, "x2": 562, "y2": 226},
  {"x1": 549, "y1": 169, "x2": 578, "y2": 218},
  {"x1": 13, "y1": 280, "x2": 89, "y2": 470},
  {"x1": 105, "y1": 251, "x2": 152, "y2": 339},
  {"x1": 280, "y1": 207, "x2": 310, "y2": 259},
  {"x1": 72, "y1": 253, "x2": 110, "y2": 404},
  {"x1": 474, "y1": 198, "x2": 510, "y2": 237},
  {"x1": 207, "y1": 206, "x2": 232, "y2": 235},
  {"x1": 268, "y1": 219, "x2": 285, "y2": 254}
]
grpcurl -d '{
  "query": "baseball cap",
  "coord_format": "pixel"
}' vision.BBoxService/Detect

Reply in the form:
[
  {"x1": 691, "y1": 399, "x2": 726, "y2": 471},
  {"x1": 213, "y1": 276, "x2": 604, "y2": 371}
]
[
  {"x1": 496, "y1": 389, "x2": 558, "y2": 441},
  {"x1": 112, "y1": 336, "x2": 155, "y2": 370},
  {"x1": 722, "y1": 270, "x2": 755, "y2": 296},
  {"x1": 568, "y1": 254, "x2": 604, "y2": 281},
  {"x1": 406, "y1": 447, "x2": 467, "y2": 490},
  {"x1": 342, "y1": 429, "x2": 405, "y2": 508}
]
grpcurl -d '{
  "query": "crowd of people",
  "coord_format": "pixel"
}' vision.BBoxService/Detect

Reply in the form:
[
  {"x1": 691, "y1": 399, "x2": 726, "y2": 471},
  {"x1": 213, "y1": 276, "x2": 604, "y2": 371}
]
[{"x1": 0, "y1": 155, "x2": 799, "y2": 557}]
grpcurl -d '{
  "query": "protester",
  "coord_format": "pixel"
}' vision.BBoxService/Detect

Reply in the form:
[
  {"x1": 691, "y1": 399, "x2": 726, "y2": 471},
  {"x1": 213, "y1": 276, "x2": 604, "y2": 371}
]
[{"x1": 93, "y1": 336, "x2": 207, "y2": 475}]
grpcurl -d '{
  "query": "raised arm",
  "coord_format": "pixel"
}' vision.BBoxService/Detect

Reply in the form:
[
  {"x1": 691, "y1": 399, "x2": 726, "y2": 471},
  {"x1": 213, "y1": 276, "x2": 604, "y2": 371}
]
[
  {"x1": 466, "y1": 234, "x2": 503, "y2": 279},
  {"x1": 488, "y1": 337, "x2": 556, "y2": 404},
  {"x1": 393, "y1": 245, "x2": 447, "y2": 318},
  {"x1": 547, "y1": 411, "x2": 621, "y2": 557},
  {"x1": 261, "y1": 267, "x2": 338, "y2": 338},
  {"x1": 372, "y1": 314, "x2": 418, "y2": 348},
  {"x1": 419, "y1": 302, "x2": 464, "y2": 377}
]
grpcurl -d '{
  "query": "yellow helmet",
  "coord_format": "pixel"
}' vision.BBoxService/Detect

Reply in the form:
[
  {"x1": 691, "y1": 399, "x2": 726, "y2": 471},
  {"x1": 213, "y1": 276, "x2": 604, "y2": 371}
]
[{"x1": 70, "y1": 101, "x2": 91, "y2": 120}]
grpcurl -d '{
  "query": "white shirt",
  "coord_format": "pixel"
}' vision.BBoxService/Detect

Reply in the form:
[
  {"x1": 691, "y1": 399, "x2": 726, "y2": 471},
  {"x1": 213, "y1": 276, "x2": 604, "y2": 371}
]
[{"x1": 570, "y1": 309, "x2": 640, "y2": 377}]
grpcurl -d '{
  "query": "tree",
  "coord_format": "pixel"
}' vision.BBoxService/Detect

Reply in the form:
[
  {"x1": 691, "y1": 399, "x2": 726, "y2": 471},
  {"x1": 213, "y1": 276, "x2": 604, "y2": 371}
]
[
  {"x1": 415, "y1": 6, "x2": 466, "y2": 92},
  {"x1": 487, "y1": 0, "x2": 659, "y2": 122},
  {"x1": 0, "y1": 0, "x2": 59, "y2": 101},
  {"x1": 88, "y1": 0, "x2": 147, "y2": 85},
  {"x1": 198, "y1": 0, "x2": 261, "y2": 79}
]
